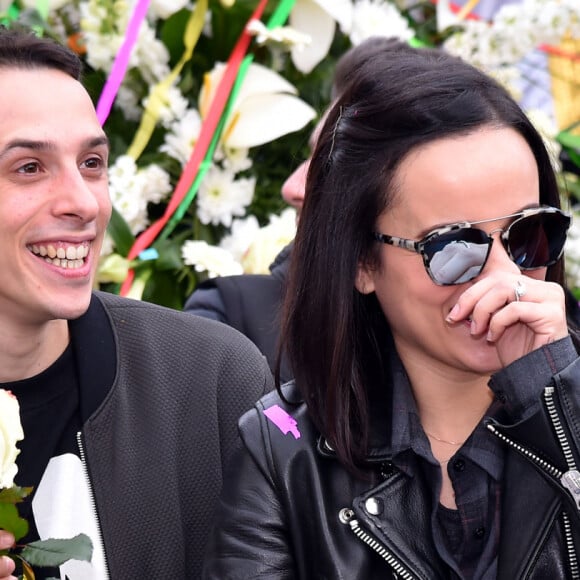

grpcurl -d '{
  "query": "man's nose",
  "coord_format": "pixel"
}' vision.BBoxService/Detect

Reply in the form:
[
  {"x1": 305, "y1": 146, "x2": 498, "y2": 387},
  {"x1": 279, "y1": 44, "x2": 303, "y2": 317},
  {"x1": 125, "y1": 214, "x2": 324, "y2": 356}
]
[
  {"x1": 50, "y1": 167, "x2": 101, "y2": 222},
  {"x1": 281, "y1": 159, "x2": 309, "y2": 210}
]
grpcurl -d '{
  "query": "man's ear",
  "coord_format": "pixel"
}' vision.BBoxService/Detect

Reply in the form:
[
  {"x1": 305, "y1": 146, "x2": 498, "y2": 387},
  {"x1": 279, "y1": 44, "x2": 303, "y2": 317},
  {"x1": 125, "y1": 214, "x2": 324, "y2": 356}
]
[{"x1": 355, "y1": 262, "x2": 375, "y2": 295}]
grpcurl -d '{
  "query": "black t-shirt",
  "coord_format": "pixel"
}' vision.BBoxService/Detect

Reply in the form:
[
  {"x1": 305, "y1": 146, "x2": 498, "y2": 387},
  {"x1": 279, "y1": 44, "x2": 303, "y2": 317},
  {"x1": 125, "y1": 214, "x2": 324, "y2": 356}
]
[{"x1": 7, "y1": 344, "x2": 82, "y2": 579}]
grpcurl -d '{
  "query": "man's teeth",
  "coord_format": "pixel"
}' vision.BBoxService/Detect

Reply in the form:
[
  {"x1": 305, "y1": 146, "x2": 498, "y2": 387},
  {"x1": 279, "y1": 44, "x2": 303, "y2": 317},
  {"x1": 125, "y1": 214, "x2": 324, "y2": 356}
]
[{"x1": 29, "y1": 244, "x2": 89, "y2": 269}]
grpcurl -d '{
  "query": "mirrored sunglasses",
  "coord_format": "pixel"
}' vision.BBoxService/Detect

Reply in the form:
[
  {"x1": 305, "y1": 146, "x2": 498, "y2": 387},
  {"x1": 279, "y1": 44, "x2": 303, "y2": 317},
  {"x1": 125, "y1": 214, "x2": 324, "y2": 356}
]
[{"x1": 373, "y1": 206, "x2": 571, "y2": 286}]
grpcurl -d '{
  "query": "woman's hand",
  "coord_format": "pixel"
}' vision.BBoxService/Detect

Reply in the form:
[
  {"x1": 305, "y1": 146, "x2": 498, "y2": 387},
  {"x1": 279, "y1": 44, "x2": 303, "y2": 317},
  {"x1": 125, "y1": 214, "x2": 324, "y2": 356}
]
[
  {"x1": 0, "y1": 531, "x2": 15, "y2": 580},
  {"x1": 447, "y1": 273, "x2": 569, "y2": 367}
]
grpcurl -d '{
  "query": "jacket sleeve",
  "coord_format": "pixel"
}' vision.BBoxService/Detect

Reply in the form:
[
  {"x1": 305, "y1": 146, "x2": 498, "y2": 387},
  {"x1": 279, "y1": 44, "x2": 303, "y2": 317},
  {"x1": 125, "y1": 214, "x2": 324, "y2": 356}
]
[
  {"x1": 183, "y1": 284, "x2": 227, "y2": 323},
  {"x1": 202, "y1": 407, "x2": 296, "y2": 580},
  {"x1": 488, "y1": 336, "x2": 580, "y2": 509}
]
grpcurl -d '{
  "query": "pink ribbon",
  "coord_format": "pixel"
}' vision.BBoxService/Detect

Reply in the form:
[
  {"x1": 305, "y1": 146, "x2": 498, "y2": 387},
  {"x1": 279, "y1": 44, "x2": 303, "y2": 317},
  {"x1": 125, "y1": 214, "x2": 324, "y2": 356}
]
[{"x1": 96, "y1": 0, "x2": 152, "y2": 125}]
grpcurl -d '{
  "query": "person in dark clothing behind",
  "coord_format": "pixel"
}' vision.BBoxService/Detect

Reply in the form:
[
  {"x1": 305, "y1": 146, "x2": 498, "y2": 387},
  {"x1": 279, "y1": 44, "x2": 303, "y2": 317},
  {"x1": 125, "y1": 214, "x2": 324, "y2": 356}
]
[
  {"x1": 0, "y1": 27, "x2": 272, "y2": 580},
  {"x1": 184, "y1": 37, "x2": 417, "y2": 382},
  {"x1": 203, "y1": 42, "x2": 580, "y2": 580}
]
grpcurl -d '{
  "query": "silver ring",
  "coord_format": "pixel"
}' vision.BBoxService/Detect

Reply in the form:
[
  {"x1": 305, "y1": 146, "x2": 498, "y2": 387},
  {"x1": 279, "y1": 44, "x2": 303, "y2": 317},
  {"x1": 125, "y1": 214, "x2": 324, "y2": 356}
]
[{"x1": 514, "y1": 280, "x2": 527, "y2": 302}]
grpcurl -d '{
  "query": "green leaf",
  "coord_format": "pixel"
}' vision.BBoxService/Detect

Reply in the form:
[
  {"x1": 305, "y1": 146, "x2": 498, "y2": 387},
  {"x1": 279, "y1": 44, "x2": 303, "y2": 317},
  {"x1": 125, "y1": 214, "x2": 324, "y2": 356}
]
[
  {"x1": 152, "y1": 238, "x2": 184, "y2": 271},
  {"x1": 107, "y1": 206, "x2": 135, "y2": 257},
  {"x1": 0, "y1": 486, "x2": 32, "y2": 504},
  {"x1": 142, "y1": 269, "x2": 189, "y2": 309},
  {"x1": 20, "y1": 534, "x2": 93, "y2": 568},
  {"x1": 0, "y1": 502, "x2": 28, "y2": 541}
]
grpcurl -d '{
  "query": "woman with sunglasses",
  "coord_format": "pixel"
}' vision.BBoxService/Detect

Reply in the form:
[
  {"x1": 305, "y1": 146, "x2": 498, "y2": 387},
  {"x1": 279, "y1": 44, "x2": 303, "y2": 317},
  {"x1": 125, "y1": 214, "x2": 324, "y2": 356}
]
[{"x1": 203, "y1": 43, "x2": 580, "y2": 580}]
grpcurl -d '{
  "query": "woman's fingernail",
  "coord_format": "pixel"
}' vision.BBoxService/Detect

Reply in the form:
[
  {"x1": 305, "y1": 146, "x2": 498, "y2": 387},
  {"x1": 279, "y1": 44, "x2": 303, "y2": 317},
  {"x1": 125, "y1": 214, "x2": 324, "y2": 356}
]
[{"x1": 446, "y1": 304, "x2": 460, "y2": 322}]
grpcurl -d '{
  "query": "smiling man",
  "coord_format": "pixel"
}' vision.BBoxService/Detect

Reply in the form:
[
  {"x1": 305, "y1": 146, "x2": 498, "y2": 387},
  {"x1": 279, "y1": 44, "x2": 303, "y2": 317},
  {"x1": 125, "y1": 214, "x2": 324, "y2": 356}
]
[{"x1": 0, "y1": 27, "x2": 272, "y2": 580}]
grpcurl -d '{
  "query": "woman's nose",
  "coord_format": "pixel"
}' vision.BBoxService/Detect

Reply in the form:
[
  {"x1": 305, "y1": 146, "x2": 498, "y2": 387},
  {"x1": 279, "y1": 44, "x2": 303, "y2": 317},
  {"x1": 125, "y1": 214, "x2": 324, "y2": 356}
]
[{"x1": 481, "y1": 233, "x2": 521, "y2": 277}]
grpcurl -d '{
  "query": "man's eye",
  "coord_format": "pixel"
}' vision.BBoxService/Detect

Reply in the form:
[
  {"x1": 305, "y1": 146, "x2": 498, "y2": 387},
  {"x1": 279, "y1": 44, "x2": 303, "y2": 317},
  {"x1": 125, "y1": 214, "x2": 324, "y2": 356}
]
[
  {"x1": 17, "y1": 162, "x2": 40, "y2": 174},
  {"x1": 82, "y1": 157, "x2": 104, "y2": 170}
]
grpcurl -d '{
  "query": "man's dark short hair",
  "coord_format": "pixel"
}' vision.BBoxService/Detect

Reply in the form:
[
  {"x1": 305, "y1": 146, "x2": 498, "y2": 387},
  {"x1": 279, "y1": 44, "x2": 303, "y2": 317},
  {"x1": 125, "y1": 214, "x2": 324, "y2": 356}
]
[{"x1": 0, "y1": 25, "x2": 82, "y2": 80}]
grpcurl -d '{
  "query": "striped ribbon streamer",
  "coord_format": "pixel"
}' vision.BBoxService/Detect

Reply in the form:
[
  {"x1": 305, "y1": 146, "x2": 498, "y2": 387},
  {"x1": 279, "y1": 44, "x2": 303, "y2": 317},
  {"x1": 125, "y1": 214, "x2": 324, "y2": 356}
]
[
  {"x1": 126, "y1": 0, "x2": 208, "y2": 160},
  {"x1": 119, "y1": 0, "x2": 271, "y2": 295},
  {"x1": 161, "y1": 0, "x2": 298, "y2": 240}
]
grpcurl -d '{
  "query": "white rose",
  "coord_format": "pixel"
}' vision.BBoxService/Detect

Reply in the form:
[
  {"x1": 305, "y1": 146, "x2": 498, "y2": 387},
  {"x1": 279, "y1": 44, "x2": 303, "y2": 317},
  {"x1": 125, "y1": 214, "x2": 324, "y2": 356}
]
[{"x1": 0, "y1": 389, "x2": 24, "y2": 489}]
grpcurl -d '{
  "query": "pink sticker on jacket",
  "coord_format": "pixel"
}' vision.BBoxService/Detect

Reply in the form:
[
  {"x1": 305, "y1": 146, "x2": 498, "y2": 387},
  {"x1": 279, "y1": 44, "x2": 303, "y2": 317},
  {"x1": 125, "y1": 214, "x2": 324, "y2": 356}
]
[{"x1": 263, "y1": 405, "x2": 301, "y2": 439}]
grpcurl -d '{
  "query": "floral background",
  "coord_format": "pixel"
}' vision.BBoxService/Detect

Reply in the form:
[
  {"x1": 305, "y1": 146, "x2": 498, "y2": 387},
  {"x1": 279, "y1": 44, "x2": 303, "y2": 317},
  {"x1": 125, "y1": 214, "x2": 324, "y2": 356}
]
[{"x1": 2, "y1": 0, "x2": 580, "y2": 307}]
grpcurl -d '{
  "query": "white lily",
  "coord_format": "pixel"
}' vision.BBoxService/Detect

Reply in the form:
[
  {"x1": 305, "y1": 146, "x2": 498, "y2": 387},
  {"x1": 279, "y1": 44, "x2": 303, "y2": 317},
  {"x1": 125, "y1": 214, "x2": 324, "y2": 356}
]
[
  {"x1": 199, "y1": 61, "x2": 316, "y2": 149},
  {"x1": 289, "y1": 0, "x2": 353, "y2": 73}
]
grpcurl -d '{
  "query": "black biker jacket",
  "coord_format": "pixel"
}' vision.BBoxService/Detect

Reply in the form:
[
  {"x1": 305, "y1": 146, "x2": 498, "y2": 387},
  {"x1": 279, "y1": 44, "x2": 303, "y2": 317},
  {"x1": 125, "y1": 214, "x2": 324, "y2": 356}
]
[{"x1": 203, "y1": 337, "x2": 580, "y2": 579}]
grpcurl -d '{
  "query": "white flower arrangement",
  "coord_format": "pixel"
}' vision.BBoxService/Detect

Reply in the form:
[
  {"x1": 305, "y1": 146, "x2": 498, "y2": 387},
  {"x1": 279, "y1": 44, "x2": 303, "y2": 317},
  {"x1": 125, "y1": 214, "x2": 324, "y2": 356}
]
[{"x1": 7, "y1": 0, "x2": 578, "y2": 305}]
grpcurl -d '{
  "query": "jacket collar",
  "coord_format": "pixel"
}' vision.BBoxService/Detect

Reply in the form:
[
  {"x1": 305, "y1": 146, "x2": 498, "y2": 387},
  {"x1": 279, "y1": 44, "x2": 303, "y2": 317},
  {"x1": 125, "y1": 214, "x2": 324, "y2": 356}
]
[{"x1": 69, "y1": 292, "x2": 117, "y2": 424}]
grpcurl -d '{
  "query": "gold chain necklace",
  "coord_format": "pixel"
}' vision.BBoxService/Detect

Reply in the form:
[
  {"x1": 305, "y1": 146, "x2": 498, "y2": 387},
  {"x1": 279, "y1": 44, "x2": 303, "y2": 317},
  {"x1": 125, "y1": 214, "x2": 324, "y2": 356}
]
[{"x1": 425, "y1": 431, "x2": 464, "y2": 446}]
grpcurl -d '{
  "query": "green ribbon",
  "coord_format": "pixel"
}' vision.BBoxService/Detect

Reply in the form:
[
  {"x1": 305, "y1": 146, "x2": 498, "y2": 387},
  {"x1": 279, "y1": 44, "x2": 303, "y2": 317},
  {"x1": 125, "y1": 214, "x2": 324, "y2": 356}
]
[{"x1": 160, "y1": 0, "x2": 298, "y2": 240}]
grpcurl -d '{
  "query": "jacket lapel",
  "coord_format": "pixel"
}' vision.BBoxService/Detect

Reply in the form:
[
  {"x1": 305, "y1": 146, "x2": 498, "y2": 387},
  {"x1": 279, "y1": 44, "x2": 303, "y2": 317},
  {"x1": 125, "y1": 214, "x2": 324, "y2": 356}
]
[
  {"x1": 352, "y1": 470, "x2": 448, "y2": 579},
  {"x1": 496, "y1": 450, "x2": 561, "y2": 579}
]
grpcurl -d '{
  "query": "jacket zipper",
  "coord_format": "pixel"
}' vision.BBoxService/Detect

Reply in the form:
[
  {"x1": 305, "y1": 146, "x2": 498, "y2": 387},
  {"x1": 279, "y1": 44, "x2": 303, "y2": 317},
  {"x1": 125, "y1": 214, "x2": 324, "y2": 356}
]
[
  {"x1": 76, "y1": 432, "x2": 111, "y2": 580},
  {"x1": 339, "y1": 507, "x2": 416, "y2": 580},
  {"x1": 487, "y1": 386, "x2": 580, "y2": 579}
]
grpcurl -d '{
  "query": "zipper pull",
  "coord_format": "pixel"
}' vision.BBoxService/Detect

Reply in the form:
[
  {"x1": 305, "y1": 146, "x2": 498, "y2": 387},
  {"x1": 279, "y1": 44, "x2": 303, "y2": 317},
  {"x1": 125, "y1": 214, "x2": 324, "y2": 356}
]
[{"x1": 561, "y1": 470, "x2": 580, "y2": 510}]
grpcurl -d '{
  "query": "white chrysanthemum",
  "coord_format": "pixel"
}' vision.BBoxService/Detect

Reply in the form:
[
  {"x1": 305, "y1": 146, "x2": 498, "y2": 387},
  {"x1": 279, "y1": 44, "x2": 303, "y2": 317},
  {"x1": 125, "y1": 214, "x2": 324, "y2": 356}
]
[
  {"x1": 197, "y1": 166, "x2": 255, "y2": 227},
  {"x1": 181, "y1": 240, "x2": 243, "y2": 278},
  {"x1": 82, "y1": 33, "x2": 124, "y2": 71},
  {"x1": 80, "y1": 0, "x2": 128, "y2": 72},
  {"x1": 350, "y1": 0, "x2": 414, "y2": 46},
  {"x1": 161, "y1": 109, "x2": 202, "y2": 166},
  {"x1": 143, "y1": 84, "x2": 189, "y2": 129},
  {"x1": 108, "y1": 156, "x2": 171, "y2": 236},
  {"x1": 140, "y1": 164, "x2": 173, "y2": 204},
  {"x1": 219, "y1": 215, "x2": 261, "y2": 262},
  {"x1": 242, "y1": 208, "x2": 297, "y2": 274},
  {"x1": 114, "y1": 85, "x2": 143, "y2": 121},
  {"x1": 132, "y1": 23, "x2": 171, "y2": 84},
  {"x1": 218, "y1": 145, "x2": 253, "y2": 173}
]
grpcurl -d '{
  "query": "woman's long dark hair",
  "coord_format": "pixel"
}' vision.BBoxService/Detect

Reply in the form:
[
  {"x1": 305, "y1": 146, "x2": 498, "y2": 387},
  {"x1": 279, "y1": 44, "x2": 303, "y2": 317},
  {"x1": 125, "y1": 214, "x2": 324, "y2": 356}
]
[{"x1": 279, "y1": 44, "x2": 575, "y2": 475}]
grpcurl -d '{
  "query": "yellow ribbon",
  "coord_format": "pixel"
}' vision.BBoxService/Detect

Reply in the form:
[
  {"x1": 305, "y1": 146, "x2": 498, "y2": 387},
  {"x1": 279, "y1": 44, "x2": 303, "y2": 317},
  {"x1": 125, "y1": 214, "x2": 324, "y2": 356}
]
[
  {"x1": 127, "y1": 0, "x2": 208, "y2": 160},
  {"x1": 456, "y1": 0, "x2": 480, "y2": 21}
]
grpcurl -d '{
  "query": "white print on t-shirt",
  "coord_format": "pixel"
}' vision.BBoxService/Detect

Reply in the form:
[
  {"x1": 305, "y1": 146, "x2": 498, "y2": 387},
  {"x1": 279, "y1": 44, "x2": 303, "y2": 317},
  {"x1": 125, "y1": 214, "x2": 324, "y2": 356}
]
[{"x1": 32, "y1": 453, "x2": 107, "y2": 580}]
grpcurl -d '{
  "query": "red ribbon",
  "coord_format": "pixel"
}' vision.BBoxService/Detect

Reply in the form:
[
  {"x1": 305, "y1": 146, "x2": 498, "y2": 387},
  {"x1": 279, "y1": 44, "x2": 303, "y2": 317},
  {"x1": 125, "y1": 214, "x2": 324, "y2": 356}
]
[{"x1": 119, "y1": 0, "x2": 270, "y2": 296}]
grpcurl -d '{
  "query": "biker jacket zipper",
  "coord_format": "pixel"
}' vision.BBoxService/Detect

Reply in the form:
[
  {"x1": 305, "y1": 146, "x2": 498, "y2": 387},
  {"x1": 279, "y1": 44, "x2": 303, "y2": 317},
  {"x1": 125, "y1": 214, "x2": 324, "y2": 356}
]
[
  {"x1": 76, "y1": 432, "x2": 111, "y2": 580},
  {"x1": 487, "y1": 385, "x2": 580, "y2": 579},
  {"x1": 486, "y1": 386, "x2": 580, "y2": 505},
  {"x1": 339, "y1": 507, "x2": 416, "y2": 580}
]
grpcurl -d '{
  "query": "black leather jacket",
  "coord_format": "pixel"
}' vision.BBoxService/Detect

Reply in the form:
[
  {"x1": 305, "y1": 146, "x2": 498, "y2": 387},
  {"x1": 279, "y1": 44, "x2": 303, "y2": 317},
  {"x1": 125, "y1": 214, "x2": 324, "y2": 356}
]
[{"x1": 203, "y1": 338, "x2": 580, "y2": 579}]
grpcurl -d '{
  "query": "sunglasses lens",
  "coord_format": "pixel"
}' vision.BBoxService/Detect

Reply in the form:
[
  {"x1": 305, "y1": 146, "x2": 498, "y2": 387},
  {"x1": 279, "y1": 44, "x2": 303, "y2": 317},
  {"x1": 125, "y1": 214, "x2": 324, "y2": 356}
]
[
  {"x1": 507, "y1": 211, "x2": 570, "y2": 269},
  {"x1": 425, "y1": 229, "x2": 491, "y2": 285}
]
